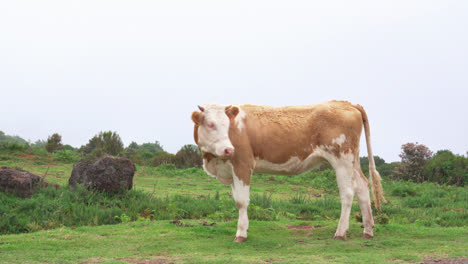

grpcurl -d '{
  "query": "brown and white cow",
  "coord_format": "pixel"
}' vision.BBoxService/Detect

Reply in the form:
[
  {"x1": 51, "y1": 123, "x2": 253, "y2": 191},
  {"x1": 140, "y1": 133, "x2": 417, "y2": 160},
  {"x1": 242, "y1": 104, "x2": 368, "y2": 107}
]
[{"x1": 191, "y1": 100, "x2": 386, "y2": 242}]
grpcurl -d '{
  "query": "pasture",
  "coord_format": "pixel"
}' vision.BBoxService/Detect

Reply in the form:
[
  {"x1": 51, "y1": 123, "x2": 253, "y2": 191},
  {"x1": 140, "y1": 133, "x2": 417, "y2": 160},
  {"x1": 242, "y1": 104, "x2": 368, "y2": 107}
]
[{"x1": 0, "y1": 154, "x2": 467, "y2": 263}]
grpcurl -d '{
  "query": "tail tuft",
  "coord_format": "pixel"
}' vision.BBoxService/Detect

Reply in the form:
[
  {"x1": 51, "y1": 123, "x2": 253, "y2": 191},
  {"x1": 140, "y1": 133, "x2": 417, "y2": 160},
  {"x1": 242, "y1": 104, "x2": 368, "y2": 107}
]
[
  {"x1": 369, "y1": 167, "x2": 387, "y2": 211},
  {"x1": 354, "y1": 104, "x2": 387, "y2": 211}
]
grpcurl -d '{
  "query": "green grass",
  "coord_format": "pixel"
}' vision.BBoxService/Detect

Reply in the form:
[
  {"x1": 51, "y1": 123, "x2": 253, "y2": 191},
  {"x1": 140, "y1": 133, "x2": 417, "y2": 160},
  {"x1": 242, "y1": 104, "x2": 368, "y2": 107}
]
[
  {"x1": 0, "y1": 221, "x2": 466, "y2": 263},
  {"x1": 0, "y1": 155, "x2": 467, "y2": 263}
]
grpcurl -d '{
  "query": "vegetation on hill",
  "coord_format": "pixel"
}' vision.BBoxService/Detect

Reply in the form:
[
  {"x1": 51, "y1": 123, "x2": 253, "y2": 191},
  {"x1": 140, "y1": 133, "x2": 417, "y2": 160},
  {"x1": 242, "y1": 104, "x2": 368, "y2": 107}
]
[
  {"x1": 0, "y1": 131, "x2": 466, "y2": 263},
  {"x1": 0, "y1": 130, "x2": 465, "y2": 185}
]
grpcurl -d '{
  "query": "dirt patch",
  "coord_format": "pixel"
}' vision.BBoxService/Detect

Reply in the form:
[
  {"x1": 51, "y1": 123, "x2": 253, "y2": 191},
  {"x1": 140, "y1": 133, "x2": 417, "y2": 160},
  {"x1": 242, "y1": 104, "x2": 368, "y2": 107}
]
[
  {"x1": 199, "y1": 220, "x2": 216, "y2": 226},
  {"x1": 80, "y1": 257, "x2": 102, "y2": 264},
  {"x1": 420, "y1": 257, "x2": 468, "y2": 264},
  {"x1": 288, "y1": 225, "x2": 324, "y2": 230},
  {"x1": 169, "y1": 220, "x2": 196, "y2": 227},
  {"x1": 169, "y1": 220, "x2": 215, "y2": 227},
  {"x1": 264, "y1": 258, "x2": 283, "y2": 263},
  {"x1": 16, "y1": 154, "x2": 37, "y2": 159}
]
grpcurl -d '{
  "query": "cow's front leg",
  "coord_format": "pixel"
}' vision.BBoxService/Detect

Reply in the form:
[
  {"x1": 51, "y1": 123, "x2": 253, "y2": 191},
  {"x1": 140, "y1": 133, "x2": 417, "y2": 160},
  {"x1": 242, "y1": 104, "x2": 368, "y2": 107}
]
[{"x1": 231, "y1": 173, "x2": 250, "y2": 242}]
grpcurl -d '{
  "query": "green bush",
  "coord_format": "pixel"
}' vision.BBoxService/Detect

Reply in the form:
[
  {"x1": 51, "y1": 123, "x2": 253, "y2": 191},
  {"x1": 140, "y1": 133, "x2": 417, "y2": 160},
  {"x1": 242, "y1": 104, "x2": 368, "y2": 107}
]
[
  {"x1": 54, "y1": 150, "x2": 80, "y2": 163},
  {"x1": 123, "y1": 141, "x2": 165, "y2": 166},
  {"x1": 0, "y1": 142, "x2": 29, "y2": 153},
  {"x1": 424, "y1": 150, "x2": 467, "y2": 186},
  {"x1": 31, "y1": 146, "x2": 49, "y2": 156},
  {"x1": 391, "y1": 182, "x2": 419, "y2": 197}
]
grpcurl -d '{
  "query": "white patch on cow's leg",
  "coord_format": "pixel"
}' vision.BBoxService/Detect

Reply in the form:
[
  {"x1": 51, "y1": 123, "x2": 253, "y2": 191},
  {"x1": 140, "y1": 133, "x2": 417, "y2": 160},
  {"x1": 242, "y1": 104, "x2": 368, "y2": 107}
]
[
  {"x1": 354, "y1": 169, "x2": 374, "y2": 238},
  {"x1": 231, "y1": 173, "x2": 250, "y2": 242},
  {"x1": 333, "y1": 163, "x2": 355, "y2": 240}
]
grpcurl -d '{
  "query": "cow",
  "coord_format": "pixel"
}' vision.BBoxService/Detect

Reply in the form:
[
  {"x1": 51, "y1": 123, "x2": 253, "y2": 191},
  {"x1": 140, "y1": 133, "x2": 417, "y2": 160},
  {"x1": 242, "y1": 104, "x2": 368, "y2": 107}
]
[{"x1": 191, "y1": 100, "x2": 386, "y2": 242}]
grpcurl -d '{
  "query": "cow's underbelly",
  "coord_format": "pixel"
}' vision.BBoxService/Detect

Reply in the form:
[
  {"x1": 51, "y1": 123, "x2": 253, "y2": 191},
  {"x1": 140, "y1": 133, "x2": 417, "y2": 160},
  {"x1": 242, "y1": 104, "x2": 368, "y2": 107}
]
[
  {"x1": 203, "y1": 158, "x2": 234, "y2": 185},
  {"x1": 254, "y1": 153, "x2": 326, "y2": 175}
]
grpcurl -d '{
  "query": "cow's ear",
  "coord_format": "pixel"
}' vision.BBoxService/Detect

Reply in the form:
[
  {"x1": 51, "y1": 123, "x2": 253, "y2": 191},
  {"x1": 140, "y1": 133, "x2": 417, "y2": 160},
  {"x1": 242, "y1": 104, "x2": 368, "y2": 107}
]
[
  {"x1": 191, "y1": 111, "x2": 204, "y2": 125},
  {"x1": 225, "y1": 105, "x2": 239, "y2": 121}
]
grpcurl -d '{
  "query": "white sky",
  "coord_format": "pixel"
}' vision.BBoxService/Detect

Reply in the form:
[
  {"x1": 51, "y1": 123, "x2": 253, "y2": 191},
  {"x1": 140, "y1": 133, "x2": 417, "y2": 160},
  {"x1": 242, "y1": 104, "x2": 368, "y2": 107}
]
[{"x1": 1, "y1": 1, "x2": 467, "y2": 162}]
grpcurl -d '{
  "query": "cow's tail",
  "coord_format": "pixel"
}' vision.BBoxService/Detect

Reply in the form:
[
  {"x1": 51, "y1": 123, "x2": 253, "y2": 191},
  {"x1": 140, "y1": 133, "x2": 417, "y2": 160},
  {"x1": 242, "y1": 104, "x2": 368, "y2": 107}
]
[{"x1": 354, "y1": 104, "x2": 387, "y2": 211}]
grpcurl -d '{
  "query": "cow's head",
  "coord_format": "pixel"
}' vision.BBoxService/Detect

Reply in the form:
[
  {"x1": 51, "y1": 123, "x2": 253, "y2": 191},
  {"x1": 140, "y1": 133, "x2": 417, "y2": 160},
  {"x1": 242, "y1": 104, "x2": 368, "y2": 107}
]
[{"x1": 191, "y1": 104, "x2": 239, "y2": 158}]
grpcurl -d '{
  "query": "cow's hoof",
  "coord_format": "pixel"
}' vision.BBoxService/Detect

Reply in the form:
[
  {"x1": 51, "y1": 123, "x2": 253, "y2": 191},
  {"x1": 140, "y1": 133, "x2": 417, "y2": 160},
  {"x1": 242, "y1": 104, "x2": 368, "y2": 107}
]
[
  {"x1": 234, "y1": 236, "x2": 247, "y2": 242},
  {"x1": 362, "y1": 233, "x2": 373, "y2": 239},
  {"x1": 333, "y1": 235, "x2": 346, "y2": 241}
]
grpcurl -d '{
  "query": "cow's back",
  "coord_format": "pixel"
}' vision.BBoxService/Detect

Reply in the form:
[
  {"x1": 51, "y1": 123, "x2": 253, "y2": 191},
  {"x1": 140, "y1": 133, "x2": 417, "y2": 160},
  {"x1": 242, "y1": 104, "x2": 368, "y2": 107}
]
[{"x1": 240, "y1": 101, "x2": 364, "y2": 165}]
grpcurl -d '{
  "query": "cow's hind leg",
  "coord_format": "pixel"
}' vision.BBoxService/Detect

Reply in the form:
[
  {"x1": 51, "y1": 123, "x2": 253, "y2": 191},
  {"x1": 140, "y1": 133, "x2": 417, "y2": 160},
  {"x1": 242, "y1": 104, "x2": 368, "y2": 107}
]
[
  {"x1": 231, "y1": 173, "x2": 250, "y2": 242},
  {"x1": 333, "y1": 160, "x2": 355, "y2": 240},
  {"x1": 354, "y1": 168, "x2": 375, "y2": 238}
]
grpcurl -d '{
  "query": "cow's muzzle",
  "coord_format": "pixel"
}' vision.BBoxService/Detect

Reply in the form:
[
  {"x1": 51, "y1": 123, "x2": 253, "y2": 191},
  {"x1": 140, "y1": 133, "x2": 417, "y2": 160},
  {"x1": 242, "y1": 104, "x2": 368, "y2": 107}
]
[{"x1": 223, "y1": 147, "x2": 235, "y2": 157}]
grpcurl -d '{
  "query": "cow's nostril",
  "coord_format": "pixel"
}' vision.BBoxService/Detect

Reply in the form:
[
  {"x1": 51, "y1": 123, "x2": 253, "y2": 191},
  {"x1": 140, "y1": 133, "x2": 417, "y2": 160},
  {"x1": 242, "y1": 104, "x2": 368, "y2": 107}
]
[{"x1": 224, "y1": 148, "x2": 234, "y2": 156}]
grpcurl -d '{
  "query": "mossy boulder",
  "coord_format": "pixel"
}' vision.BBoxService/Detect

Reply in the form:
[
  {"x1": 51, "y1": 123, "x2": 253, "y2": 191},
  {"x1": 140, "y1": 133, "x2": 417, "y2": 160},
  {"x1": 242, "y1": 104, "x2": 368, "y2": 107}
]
[
  {"x1": 69, "y1": 156, "x2": 135, "y2": 193},
  {"x1": 0, "y1": 166, "x2": 42, "y2": 198}
]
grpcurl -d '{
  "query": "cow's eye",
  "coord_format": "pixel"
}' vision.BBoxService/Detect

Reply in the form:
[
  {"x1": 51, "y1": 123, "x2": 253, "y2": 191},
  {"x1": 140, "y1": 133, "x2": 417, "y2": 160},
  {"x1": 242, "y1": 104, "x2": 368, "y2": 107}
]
[{"x1": 207, "y1": 122, "x2": 215, "y2": 129}]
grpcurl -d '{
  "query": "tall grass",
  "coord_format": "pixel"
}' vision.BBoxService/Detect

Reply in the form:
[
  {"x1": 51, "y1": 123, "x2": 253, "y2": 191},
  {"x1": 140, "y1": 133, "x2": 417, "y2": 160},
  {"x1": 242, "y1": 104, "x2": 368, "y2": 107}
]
[{"x1": 1, "y1": 166, "x2": 466, "y2": 235}]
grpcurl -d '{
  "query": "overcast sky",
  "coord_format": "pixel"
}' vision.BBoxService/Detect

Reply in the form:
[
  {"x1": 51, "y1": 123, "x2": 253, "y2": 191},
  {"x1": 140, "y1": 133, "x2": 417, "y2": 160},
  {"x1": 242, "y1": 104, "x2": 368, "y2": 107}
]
[{"x1": 1, "y1": 1, "x2": 467, "y2": 162}]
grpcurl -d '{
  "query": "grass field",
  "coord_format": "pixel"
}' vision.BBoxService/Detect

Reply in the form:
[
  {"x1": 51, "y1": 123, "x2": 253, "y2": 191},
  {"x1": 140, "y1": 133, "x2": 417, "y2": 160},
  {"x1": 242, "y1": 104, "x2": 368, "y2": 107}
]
[{"x1": 0, "y1": 154, "x2": 467, "y2": 263}]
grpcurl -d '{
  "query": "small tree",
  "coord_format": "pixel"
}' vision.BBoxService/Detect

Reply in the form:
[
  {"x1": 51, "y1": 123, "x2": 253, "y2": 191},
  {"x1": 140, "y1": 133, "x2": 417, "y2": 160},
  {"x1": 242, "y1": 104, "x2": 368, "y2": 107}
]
[
  {"x1": 392, "y1": 142, "x2": 432, "y2": 183},
  {"x1": 100, "y1": 131, "x2": 124, "y2": 155},
  {"x1": 83, "y1": 131, "x2": 123, "y2": 156},
  {"x1": 46, "y1": 133, "x2": 63, "y2": 153},
  {"x1": 174, "y1": 144, "x2": 202, "y2": 169}
]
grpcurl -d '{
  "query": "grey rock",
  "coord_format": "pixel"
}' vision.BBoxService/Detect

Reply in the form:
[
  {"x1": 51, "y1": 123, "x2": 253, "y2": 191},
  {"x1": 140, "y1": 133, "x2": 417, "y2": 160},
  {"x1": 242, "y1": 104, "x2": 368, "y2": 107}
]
[
  {"x1": 0, "y1": 166, "x2": 43, "y2": 198},
  {"x1": 69, "y1": 156, "x2": 135, "y2": 193}
]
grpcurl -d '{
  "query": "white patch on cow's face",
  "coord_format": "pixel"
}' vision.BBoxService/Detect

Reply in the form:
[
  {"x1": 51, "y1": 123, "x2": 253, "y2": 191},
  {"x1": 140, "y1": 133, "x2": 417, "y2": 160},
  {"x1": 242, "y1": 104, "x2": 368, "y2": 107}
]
[
  {"x1": 197, "y1": 104, "x2": 234, "y2": 157},
  {"x1": 332, "y1": 134, "x2": 346, "y2": 146}
]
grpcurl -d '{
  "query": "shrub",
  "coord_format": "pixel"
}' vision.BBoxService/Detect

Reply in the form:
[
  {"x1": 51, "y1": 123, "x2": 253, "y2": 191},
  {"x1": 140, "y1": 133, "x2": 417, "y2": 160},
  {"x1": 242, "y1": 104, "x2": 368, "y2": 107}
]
[
  {"x1": 174, "y1": 144, "x2": 202, "y2": 169},
  {"x1": 390, "y1": 181, "x2": 419, "y2": 197},
  {"x1": 45, "y1": 133, "x2": 63, "y2": 153},
  {"x1": 424, "y1": 150, "x2": 467, "y2": 186},
  {"x1": 0, "y1": 142, "x2": 29, "y2": 153},
  {"x1": 152, "y1": 152, "x2": 175, "y2": 167},
  {"x1": 123, "y1": 141, "x2": 165, "y2": 166},
  {"x1": 83, "y1": 131, "x2": 123, "y2": 156},
  {"x1": 54, "y1": 150, "x2": 80, "y2": 163},
  {"x1": 31, "y1": 146, "x2": 49, "y2": 156}
]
